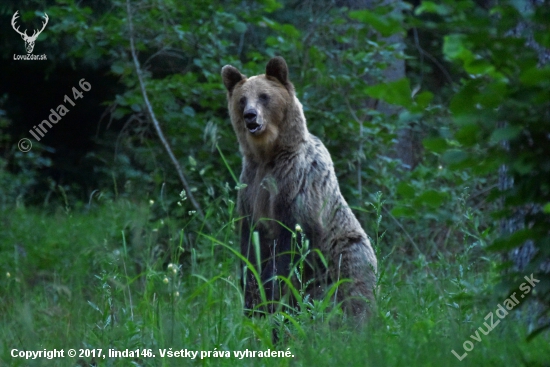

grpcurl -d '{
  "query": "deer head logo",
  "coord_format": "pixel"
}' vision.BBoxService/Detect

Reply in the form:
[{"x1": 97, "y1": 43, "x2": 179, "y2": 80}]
[{"x1": 11, "y1": 11, "x2": 49, "y2": 54}]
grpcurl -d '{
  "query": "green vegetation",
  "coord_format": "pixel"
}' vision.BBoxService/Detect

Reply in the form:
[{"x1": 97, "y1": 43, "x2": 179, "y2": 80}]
[
  {"x1": 1, "y1": 198, "x2": 548, "y2": 366},
  {"x1": 1, "y1": 0, "x2": 549, "y2": 366}
]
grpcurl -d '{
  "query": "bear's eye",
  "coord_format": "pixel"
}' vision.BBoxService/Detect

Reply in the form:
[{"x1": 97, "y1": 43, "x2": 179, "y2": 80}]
[
  {"x1": 239, "y1": 96, "x2": 247, "y2": 108},
  {"x1": 258, "y1": 93, "x2": 269, "y2": 103}
]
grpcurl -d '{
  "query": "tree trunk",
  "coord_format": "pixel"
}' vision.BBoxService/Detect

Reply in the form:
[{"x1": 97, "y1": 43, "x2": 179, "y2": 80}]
[
  {"x1": 339, "y1": 0, "x2": 419, "y2": 170},
  {"x1": 504, "y1": 0, "x2": 549, "y2": 272}
]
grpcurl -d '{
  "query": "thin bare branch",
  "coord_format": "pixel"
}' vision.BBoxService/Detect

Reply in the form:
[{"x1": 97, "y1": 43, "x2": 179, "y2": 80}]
[
  {"x1": 413, "y1": 27, "x2": 453, "y2": 85},
  {"x1": 125, "y1": 0, "x2": 205, "y2": 222}
]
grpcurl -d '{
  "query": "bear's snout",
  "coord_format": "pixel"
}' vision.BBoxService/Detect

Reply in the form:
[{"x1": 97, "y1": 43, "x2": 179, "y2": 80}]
[
  {"x1": 244, "y1": 109, "x2": 262, "y2": 133},
  {"x1": 244, "y1": 109, "x2": 257, "y2": 124}
]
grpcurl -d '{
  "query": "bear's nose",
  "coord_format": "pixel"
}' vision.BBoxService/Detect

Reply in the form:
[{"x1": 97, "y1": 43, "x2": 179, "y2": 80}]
[{"x1": 243, "y1": 109, "x2": 257, "y2": 124}]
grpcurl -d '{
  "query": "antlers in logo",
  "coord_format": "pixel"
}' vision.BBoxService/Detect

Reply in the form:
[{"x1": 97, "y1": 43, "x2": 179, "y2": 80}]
[{"x1": 11, "y1": 10, "x2": 49, "y2": 54}]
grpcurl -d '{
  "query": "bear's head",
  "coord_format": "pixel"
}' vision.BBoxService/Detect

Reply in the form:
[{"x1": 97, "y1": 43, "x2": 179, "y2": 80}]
[{"x1": 222, "y1": 57, "x2": 306, "y2": 158}]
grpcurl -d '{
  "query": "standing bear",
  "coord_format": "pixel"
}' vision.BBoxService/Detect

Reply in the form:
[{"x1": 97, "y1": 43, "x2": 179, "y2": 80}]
[{"x1": 221, "y1": 56, "x2": 377, "y2": 318}]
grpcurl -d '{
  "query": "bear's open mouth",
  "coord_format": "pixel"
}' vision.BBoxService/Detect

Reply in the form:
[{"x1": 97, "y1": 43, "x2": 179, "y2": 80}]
[{"x1": 246, "y1": 122, "x2": 263, "y2": 134}]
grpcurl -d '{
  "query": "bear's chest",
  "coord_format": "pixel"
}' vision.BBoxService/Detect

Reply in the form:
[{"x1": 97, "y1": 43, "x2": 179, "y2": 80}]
[
  {"x1": 238, "y1": 162, "x2": 278, "y2": 231},
  {"x1": 250, "y1": 168, "x2": 278, "y2": 221}
]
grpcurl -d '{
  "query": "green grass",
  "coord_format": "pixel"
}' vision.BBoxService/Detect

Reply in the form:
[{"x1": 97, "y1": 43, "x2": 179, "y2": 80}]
[{"x1": 0, "y1": 199, "x2": 548, "y2": 367}]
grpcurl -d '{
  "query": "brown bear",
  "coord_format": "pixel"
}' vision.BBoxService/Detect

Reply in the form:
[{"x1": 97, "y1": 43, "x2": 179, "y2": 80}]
[{"x1": 221, "y1": 56, "x2": 377, "y2": 318}]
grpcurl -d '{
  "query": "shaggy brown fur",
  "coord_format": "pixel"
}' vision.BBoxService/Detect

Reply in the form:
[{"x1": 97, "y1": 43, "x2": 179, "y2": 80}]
[{"x1": 221, "y1": 56, "x2": 377, "y2": 318}]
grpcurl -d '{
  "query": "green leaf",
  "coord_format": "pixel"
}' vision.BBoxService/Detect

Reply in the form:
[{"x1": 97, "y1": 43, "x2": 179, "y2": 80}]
[
  {"x1": 415, "y1": 190, "x2": 447, "y2": 208},
  {"x1": 443, "y1": 34, "x2": 473, "y2": 63},
  {"x1": 415, "y1": 91, "x2": 433, "y2": 109},
  {"x1": 396, "y1": 182, "x2": 415, "y2": 199},
  {"x1": 259, "y1": 0, "x2": 282, "y2": 13},
  {"x1": 364, "y1": 78, "x2": 412, "y2": 108},
  {"x1": 450, "y1": 80, "x2": 481, "y2": 116},
  {"x1": 183, "y1": 106, "x2": 195, "y2": 117},
  {"x1": 489, "y1": 126, "x2": 521, "y2": 144},
  {"x1": 455, "y1": 123, "x2": 481, "y2": 146},
  {"x1": 115, "y1": 94, "x2": 128, "y2": 106},
  {"x1": 112, "y1": 107, "x2": 129, "y2": 120},
  {"x1": 414, "y1": 1, "x2": 450, "y2": 15},
  {"x1": 477, "y1": 81, "x2": 507, "y2": 107},
  {"x1": 520, "y1": 66, "x2": 550, "y2": 86},
  {"x1": 464, "y1": 59, "x2": 495, "y2": 75},
  {"x1": 488, "y1": 229, "x2": 532, "y2": 252},
  {"x1": 281, "y1": 24, "x2": 300, "y2": 38},
  {"x1": 234, "y1": 22, "x2": 247, "y2": 33},
  {"x1": 111, "y1": 63, "x2": 125, "y2": 75},
  {"x1": 349, "y1": 10, "x2": 403, "y2": 37},
  {"x1": 442, "y1": 149, "x2": 468, "y2": 164},
  {"x1": 512, "y1": 158, "x2": 534, "y2": 175},
  {"x1": 390, "y1": 206, "x2": 415, "y2": 218},
  {"x1": 423, "y1": 137, "x2": 448, "y2": 153},
  {"x1": 543, "y1": 203, "x2": 550, "y2": 214}
]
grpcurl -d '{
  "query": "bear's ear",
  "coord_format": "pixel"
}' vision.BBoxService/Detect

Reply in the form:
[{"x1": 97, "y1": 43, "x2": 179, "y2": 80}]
[
  {"x1": 266, "y1": 56, "x2": 289, "y2": 85},
  {"x1": 221, "y1": 65, "x2": 245, "y2": 93},
  {"x1": 266, "y1": 56, "x2": 294, "y2": 94}
]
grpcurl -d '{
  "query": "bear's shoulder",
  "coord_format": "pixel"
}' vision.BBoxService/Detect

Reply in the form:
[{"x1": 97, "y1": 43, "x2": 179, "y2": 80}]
[{"x1": 304, "y1": 133, "x2": 333, "y2": 166}]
